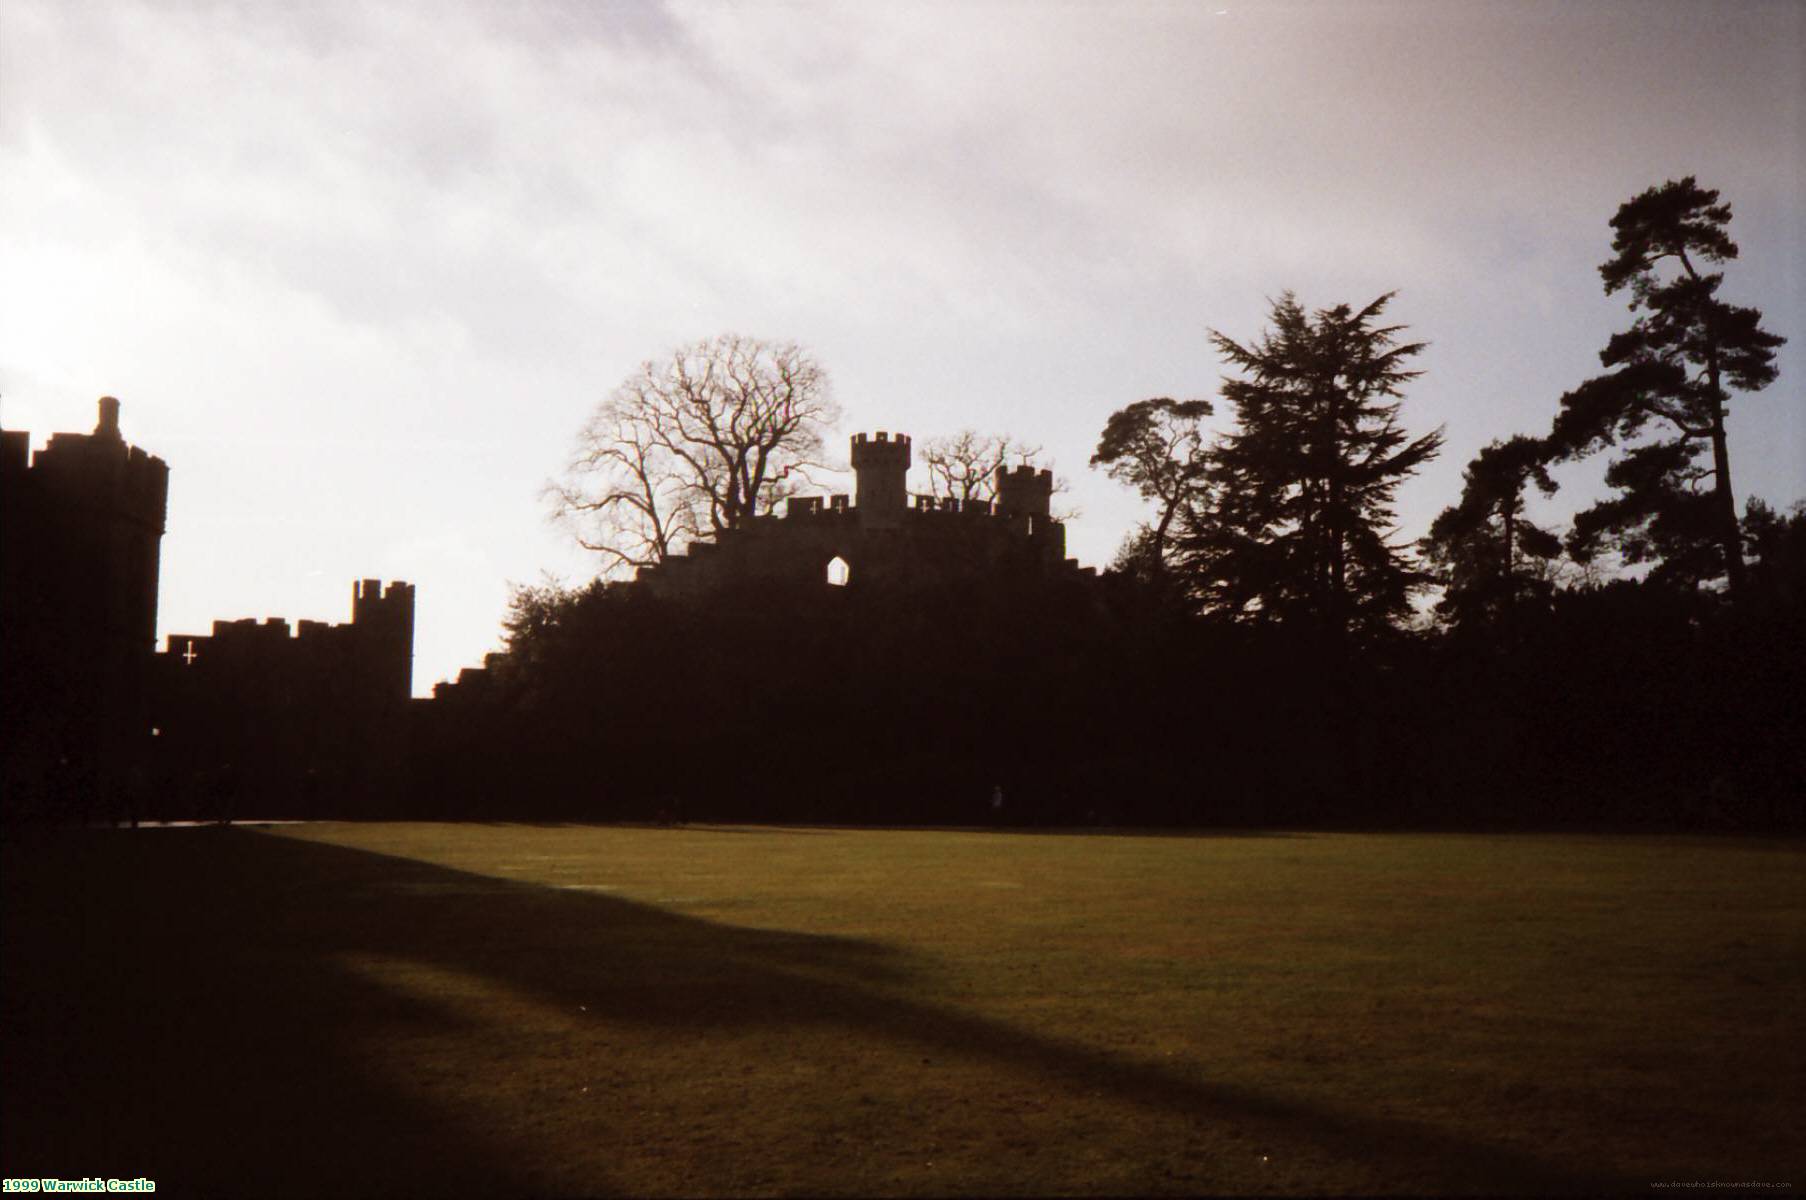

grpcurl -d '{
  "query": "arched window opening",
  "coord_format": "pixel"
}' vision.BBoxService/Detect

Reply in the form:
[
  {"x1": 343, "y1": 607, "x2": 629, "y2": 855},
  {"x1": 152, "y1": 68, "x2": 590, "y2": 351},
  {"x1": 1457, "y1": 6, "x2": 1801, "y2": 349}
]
[{"x1": 826, "y1": 556, "x2": 851, "y2": 587}]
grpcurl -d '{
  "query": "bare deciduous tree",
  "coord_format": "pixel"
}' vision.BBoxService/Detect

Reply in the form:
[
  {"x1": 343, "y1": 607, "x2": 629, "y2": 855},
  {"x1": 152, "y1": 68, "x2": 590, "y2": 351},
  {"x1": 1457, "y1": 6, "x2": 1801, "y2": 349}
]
[
  {"x1": 919, "y1": 429, "x2": 1067, "y2": 510},
  {"x1": 549, "y1": 335, "x2": 839, "y2": 574}
]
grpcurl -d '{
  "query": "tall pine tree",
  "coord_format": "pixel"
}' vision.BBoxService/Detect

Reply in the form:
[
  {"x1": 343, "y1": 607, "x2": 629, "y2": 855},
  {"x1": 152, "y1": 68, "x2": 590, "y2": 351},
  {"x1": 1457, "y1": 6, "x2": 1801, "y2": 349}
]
[{"x1": 1550, "y1": 178, "x2": 1785, "y2": 594}]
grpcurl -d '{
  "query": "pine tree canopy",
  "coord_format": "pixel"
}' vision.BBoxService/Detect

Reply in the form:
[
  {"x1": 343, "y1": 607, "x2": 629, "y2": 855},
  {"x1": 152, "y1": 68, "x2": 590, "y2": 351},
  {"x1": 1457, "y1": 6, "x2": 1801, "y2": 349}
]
[
  {"x1": 1186, "y1": 292, "x2": 1442, "y2": 645},
  {"x1": 1551, "y1": 178, "x2": 1785, "y2": 593},
  {"x1": 1423, "y1": 435, "x2": 1561, "y2": 638}
]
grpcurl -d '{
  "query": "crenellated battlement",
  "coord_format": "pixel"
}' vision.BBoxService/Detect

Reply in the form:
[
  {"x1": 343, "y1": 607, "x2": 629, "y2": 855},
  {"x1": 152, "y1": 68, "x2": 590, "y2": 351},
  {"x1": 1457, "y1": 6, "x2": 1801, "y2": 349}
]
[
  {"x1": 850, "y1": 430, "x2": 912, "y2": 460},
  {"x1": 785, "y1": 494, "x2": 857, "y2": 519},
  {"x1": 850, "y1": 430, "x2": 911, "y2": 524},
  {"x1": 630, "y1": 426, "x2": 1089, "y2": 600},
  {"x1": 2, "y1": 396, "x2": 171, "y2": 659},
  {"x1": 353, "y1": 578, "x2": 415, "y2": 624},
  {"x1": 16, "y1": 398, "x2": 171, "y2": 535},
  {"x1": 910, "y1": 495, "x2": 994, "y2": 517},
  {"x1": 169, "y1": 578, "x2": 415, "y2": 702},
  {"x1": 995, "y1": 462, "x2": 1053, "y2": 520}
]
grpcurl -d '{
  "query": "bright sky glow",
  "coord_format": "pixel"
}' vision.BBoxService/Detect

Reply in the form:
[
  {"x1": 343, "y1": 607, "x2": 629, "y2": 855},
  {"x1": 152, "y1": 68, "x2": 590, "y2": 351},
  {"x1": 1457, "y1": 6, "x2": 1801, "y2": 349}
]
[{"x1": 3, "y1": 0, "x2": 1800, "y2": 694}]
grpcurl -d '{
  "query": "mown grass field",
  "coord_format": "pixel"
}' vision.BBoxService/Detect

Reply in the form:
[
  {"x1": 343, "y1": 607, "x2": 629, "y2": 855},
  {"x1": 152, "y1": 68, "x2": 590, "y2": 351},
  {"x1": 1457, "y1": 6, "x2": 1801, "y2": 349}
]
[{"x1": 3, "y1": 822, "x2": 1800, "y2": 1196}]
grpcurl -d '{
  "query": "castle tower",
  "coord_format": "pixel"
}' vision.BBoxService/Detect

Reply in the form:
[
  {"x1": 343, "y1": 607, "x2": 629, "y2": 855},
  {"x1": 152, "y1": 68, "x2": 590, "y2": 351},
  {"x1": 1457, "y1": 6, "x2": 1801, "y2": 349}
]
[
  {"x1": 851, "y1": 431, "x2": 911, "y2": 530},
  {"x1": 352, "y1": 579, "x2": 416, "y2": 701},
  {"x1": 10, "y1": 396, "x2": 170, "y2": 660},
  {"x1": 1, "y1": 396, "x2": 169, "y2": 820},
  {"x1": 995, "y1": 464, "x2": 1053, "y2": 520}
]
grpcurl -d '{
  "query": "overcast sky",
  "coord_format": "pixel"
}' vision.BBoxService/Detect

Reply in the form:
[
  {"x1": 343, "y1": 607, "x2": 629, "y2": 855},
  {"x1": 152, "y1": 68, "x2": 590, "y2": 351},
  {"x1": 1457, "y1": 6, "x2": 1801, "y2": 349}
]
[{"x1": 3, "y1": 0, "x2": 1801, "y2": 695}]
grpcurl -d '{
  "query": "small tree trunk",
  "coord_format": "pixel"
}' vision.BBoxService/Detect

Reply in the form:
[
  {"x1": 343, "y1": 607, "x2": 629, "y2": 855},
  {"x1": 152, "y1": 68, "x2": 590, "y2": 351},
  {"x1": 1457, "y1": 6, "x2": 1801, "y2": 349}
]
[
  {"x1": 1692, "y1": 263, "x2": 1746, "y2": 598},
  {"x1": 1706, "y1": 370, "x2": 1746, "y2": 597},
  {"x1": 1501, "y1": 502, "x2": 1517, "y2": 651}
]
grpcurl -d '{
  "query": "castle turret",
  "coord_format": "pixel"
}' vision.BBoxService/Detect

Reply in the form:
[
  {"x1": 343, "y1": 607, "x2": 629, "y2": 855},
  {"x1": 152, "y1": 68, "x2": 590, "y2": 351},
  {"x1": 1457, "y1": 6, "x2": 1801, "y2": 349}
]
[
  {"x1": 995, "y1": 464, "x2": 1053, "y2": 521},
  {"x1": 352, "y1": 579, "x2": 416, "y2": 701},
  {"x1": 2, "y1": 395, "x2": 168, "y2": 822},
  {"x1": 95, "y1": 396, "x2": 122, "y2": 440},
  {"x1": 851, "y1": 431, "x2": 911, "y2": 529}
]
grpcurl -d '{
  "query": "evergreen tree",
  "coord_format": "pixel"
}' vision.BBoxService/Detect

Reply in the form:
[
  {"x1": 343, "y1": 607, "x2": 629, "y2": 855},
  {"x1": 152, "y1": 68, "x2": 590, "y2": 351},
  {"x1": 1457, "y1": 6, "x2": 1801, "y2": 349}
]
[
  {"x1": 1422, "y1": 436, "x2": 1562, "y2": 645},
  {"x1": 1191, "y1": 292, "x2": 1442, "y2": 647},
  {"x1": 1741, "y1": 498, "x2": 1806, "y2": 608},
  {"x1": 1549, "y1": 178, "x2": 1785, "y2": 594}
]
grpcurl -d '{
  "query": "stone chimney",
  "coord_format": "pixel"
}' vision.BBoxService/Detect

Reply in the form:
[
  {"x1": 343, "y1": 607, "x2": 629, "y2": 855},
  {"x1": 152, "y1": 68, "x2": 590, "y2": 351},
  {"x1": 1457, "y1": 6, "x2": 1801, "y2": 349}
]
[{"x1": 95, "y1": 396, "x2": 122, "y2": 440}]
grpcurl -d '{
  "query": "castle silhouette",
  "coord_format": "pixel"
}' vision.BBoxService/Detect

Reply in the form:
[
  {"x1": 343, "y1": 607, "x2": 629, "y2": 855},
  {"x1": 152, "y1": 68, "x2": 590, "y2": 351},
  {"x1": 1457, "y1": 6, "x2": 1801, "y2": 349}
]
[
  {"x1": 2, "y1": 403, "x2": 1094, "y2": 822},
  {"x1": 152, "y1": 580, "x2": 416, "y2": 818},
  {"x1": 637, "y1": 432, "x2": 1089, "y2": 596},
  {"x1": 2, "y1": 398, "x2": 412, "y2": 822},
  {"x1": 4, "y1": 399, "x2": 170, "y2": 822}
]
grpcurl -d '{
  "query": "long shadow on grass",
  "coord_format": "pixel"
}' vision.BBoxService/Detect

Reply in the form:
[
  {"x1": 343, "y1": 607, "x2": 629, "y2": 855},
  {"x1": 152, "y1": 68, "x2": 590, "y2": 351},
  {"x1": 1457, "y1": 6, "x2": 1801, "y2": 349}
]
[
  {"x1": 2, "y1": 828, "x2": 1601, "y2": 1195},
  {"x1": 0, "y1": 829, "x2": 544, "y2": 1197}
]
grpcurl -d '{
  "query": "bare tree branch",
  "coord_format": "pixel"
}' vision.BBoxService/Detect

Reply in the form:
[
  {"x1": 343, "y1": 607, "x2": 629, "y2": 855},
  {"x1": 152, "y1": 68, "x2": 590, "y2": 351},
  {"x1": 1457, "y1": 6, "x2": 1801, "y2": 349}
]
[
  {"x1": 919, "y1": 430, "x2": 1066, "y2": 509},
  {"x1": 548, "y1": 335, "x2": 839, "y2": 575}
]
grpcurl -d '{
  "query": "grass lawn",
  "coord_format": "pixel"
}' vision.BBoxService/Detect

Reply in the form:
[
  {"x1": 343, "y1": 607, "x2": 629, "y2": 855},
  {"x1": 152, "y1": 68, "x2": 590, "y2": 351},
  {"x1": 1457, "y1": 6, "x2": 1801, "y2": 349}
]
[{"x1": 2, "y1": 822, "x2": 1800, "y2": 1196}]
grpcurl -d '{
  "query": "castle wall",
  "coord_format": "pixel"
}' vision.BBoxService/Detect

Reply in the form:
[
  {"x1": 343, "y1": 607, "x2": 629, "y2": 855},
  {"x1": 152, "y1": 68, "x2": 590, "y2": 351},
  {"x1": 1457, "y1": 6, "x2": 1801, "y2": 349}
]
[
  {"x1": 153, "y1": 579, "x2": 416, "y2": 817},
  {"x1": 2, "y1": 398, "x2": 419, "y2": 821},
  {"x1": 635, "y1": 431, "x2": 1087, "y2": 599}
]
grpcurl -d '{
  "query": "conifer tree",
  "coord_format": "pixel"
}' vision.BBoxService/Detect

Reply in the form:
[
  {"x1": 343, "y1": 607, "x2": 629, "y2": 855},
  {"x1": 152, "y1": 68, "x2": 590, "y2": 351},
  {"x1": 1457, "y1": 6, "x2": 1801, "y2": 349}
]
[
  {"x1": 1550, "y1": 178, "x2": 1784, "y2": 594},
  {"x1": 1422, "y1": 435, "x2": 1562, "y2": 644},
  {"x1": 1192, "y1": 292, "x2": 1442, "y2": 646}
]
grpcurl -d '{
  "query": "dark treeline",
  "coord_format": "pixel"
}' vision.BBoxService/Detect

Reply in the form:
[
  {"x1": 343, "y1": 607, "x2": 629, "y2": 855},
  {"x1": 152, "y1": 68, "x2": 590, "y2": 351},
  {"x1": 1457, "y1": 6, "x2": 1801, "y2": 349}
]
[
  {"x1": 406, "y1": 177, "x2": 1801, "y2": 831},
  {"x1": 405, "y1": 502, "x2": 1802, "y2": 831},
  {"x1": 417, "y1": 571, "x2": 1128, "y2": 825}
]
